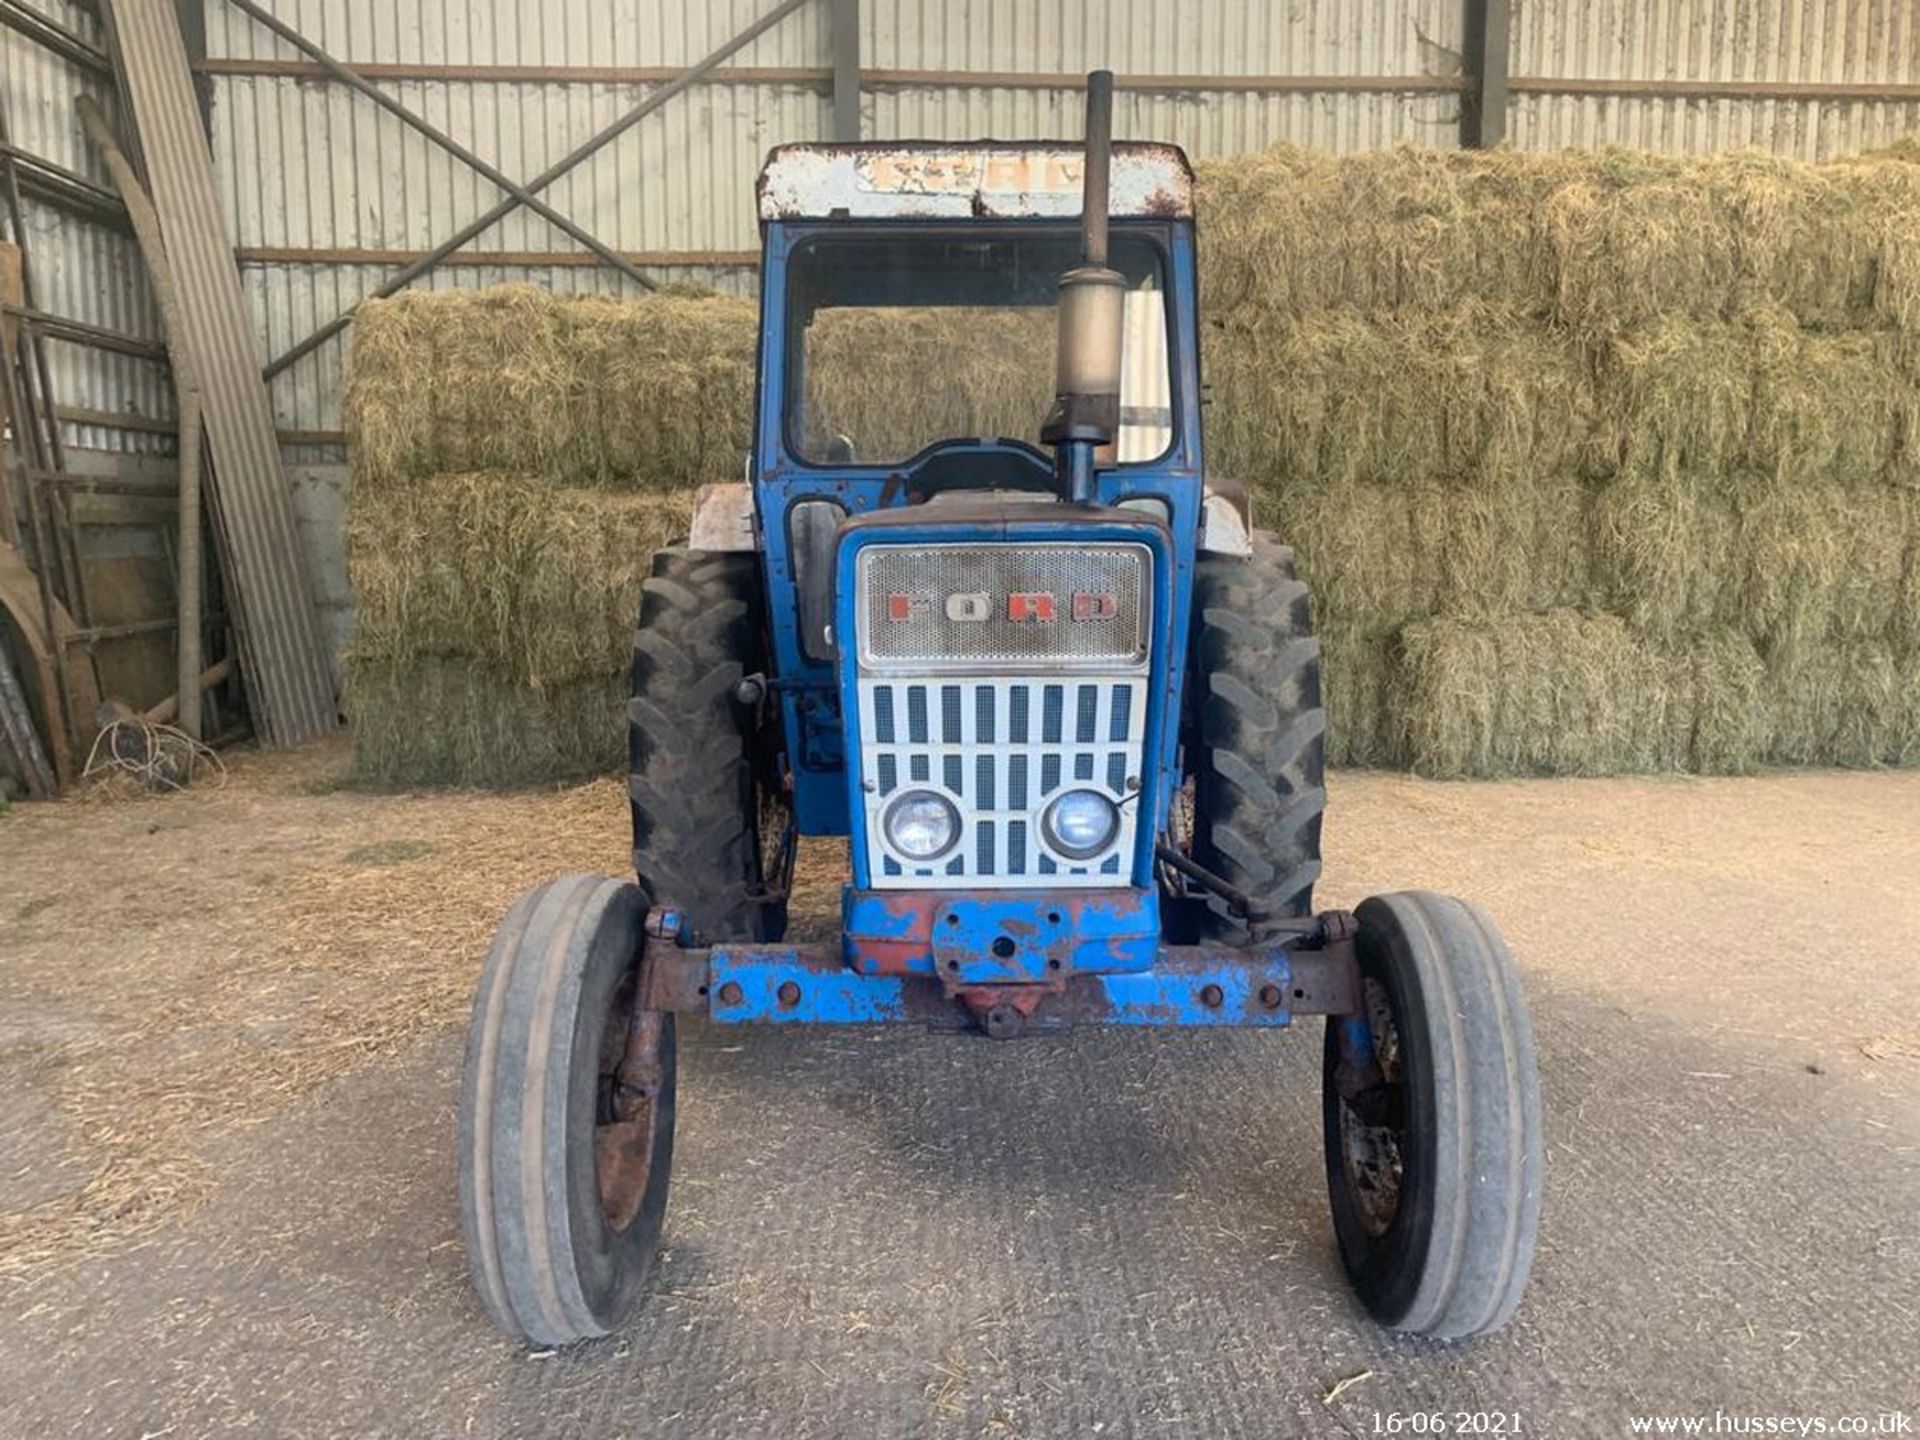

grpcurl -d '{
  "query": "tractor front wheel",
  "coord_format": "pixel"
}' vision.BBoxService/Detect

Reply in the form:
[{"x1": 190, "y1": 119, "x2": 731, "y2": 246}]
[
  {"x1": 1322, "y1": 891, "x2": 1544, "y2": 1340},
  {"x1": 459, "y1": 874, "x2": 676, "y2": 1346}
]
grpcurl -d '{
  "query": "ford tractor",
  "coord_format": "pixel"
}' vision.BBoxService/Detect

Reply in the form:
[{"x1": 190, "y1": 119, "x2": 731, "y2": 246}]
[{"x1": 457, "y1": 73, "x2": 1544, "y2": 1349}]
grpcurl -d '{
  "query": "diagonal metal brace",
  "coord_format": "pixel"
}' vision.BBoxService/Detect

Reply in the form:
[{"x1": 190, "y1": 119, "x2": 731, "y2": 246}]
[
  {"x1": 220, "y1": 0, "x2": 656, "y2": 294},
  {"x1": 262, "y1": 0, "x2": 814, "y2": 379}
]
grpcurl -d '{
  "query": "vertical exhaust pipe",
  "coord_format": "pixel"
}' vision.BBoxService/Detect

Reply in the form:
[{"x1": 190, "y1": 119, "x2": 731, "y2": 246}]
[
  {"x1": 1081, "y1": 68, "x2": 1113, "y2": 268},
  {"x1": 1043, "y1": 70, "x2": 1123, "y2": 504}
]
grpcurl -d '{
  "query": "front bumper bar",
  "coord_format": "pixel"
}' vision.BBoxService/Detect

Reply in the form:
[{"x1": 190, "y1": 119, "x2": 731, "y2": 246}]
[{"x1": 639, "y1": 910, "x2": 1362, "y2": 1036}]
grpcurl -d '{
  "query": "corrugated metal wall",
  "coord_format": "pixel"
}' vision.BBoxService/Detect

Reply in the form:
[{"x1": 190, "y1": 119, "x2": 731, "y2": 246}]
[
  {"x1": 202, "y1": 0, "x2": 829, "y2": 443},
  {"x1": 8, "y1": 0, "x2": 1917, "y2": 457},
  {"x1": 0, "y1": 0, "x2": 168, "y2": 452},
  {"x1": 1510, "y1": 0, "x2": 1920, "y2": 156},
  {"x1": 861, "y1": 0, "x2": 1466, "y2": 153},
  {"x1": 196, "y1": 0, "x2": 1465, "y2": 446}
]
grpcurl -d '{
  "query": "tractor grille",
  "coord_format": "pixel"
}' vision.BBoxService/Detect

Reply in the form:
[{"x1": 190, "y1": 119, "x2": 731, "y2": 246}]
[
  {"x1": 855, "y1": 675, "x2": 1149, "y2": 887},
  {"x1": 859, "y1": 543, "x2": 1149, "y2": 671}
]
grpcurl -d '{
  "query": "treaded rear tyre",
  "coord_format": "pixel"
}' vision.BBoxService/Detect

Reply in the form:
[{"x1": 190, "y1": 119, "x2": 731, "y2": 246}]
[
  {"x1": 460, "y1": 874, "x2": 676, "y2": 1347},
  {"x1": 1322, "y1": 891, "x2": 1544, "y2": 1340},
  {"x1": 1189, "y1": 533, "x2": 1328, "y2": 933},
  {"x1": 628, "y1": 548, "x2": 783, "y2": 945}
]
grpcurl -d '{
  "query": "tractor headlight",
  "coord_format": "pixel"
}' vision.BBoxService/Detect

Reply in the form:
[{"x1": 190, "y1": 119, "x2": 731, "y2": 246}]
[
  {"x1": 882, "y1": 790, "x2": 960, "y2": 862},
  {"x1": 1042, "y1": 789, "x2": 1119, "y2": 860}
]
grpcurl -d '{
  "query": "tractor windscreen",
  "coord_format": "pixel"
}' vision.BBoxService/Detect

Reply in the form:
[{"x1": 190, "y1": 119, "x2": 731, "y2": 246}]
[{"x1": 784, "y1": 229, "x2": 1172, "y2": 467}]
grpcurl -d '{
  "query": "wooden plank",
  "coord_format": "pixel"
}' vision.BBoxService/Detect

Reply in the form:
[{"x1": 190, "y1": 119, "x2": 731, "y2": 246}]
[
  {"x1": 0, "y1": 0, "x2": 113, "y2": 77},
  {"x1": 0, "y1": 242, "x2": 18, "y2": 362},
  {"x1": 55, "y1": 406, "x2": 350, "y2": 448},
  {"x1": 193, "y1": 56, "x2": 1470, "y2": 96},
  {"x1": 194, "y1": 57, "x2": 832, "y2": 85},
  {"x1": 6, "y1": 304, "x2": 169, "y2": 361},
  {"x1": 0, "y1": 242, "x2": 21, "y2": 549},
  {"x1": 192, "y1": 56, "x2": 1920, "y2": 104},
  {"x1": 1508, "y1": 75, "x2": 1920, "y2": 102},
  {"x1": 112, "y1": 0, "x2": 336, "y2": 744},
  {"x1": 0, "y1": 538, "x2": 100, "y2": 786},
  {"x1": 234, "y1": 245, "x2": 760, "y2": 268}
]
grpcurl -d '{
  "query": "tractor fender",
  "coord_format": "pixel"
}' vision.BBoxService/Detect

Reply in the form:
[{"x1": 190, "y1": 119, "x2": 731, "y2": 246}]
[
  {"x1": 1199, "y1": 477, "x2": 1253, "y2": 558},
  {"x1": 687, "y1": 482, "x2": 756, "y2": 553}
]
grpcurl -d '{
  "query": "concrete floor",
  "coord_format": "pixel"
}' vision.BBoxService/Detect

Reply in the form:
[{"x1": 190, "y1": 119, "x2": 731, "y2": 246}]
[{"x1": 1, "y1": 754, "x2": 1916, "y2": 1437}]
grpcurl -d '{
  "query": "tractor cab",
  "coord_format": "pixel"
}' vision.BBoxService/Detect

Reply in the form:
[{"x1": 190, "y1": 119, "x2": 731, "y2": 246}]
[{"x1": 743, "y1": 136, "x2": 1233, "y2": 868}]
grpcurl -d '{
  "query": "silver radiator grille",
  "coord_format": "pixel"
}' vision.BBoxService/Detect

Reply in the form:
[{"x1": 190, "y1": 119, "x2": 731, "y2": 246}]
[
  {"x1": 859, "y1": 543, "x2": 1149, "y2": 670},
  {"x1": 856, "y1": 675, "x2": 1148, "y2": 888}
]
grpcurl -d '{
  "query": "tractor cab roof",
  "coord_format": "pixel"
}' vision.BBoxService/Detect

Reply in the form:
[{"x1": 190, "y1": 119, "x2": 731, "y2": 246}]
[{"x1": 756, "y1": 140, "x2": 1193, "y2": 224}]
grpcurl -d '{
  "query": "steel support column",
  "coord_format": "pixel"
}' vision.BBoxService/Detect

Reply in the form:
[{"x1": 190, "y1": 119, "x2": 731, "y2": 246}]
[
  {"x1": 830, "y1": 0, "x2": 860, "y2": 141},
  {"x1": 1461, "y1": 0, "x2": 1511, "y2": 147}
]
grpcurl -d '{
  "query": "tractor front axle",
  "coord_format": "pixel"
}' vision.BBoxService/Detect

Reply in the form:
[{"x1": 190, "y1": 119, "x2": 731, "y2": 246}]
[{"x1": 639, "y1": 905, "x2": 1364, "y2": 1037}]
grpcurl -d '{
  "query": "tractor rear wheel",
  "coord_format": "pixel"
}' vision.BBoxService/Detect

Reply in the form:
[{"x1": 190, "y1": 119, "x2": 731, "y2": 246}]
[
  {"x1": 1186, "y1": 534, "x2": 1327, "y2": 936},
  {"x1": 460, "y1": 874, "x2": 676, "y2": 1347},
  {"x1": 628, "y1": 548, "x2": 787, "y2": 946},
  {"x1": 1322, "y1": 891, "x2": 1544, "y2": 1339}
]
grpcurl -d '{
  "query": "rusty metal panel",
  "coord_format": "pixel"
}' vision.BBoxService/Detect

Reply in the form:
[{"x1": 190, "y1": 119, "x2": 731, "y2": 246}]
[
  {"x1": 116, "y1": 0, "x2": 337, "y2": 743},
  {"x1": 0, "y1": 3, "x2": 171, "y2": 454},
  {"x1": 1508, "y1": 0, "x2": 1920, "y2": 157},
  {"x1": 757, "y1": 141, "x2": 1193, "y2": 220}
]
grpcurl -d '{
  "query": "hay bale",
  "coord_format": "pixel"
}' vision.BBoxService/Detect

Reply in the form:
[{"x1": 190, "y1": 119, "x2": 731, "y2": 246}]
[
  {"x1": 1395, "y1": 612, "x2": 1766, "y2": 777},
  {"x1": 1541, "y1": 161, "x2": 1747, "y2": 332},
  {"x1": 344, "y1": 655, "x2": 625, "y2": 788},
  {"x1": 1209, "y1": 305, "x2": 1596, "y2": 491},
  {"x1": 1259, "y1": 471, "x2": 1591, "y2": 637},
  {"x1": 1197, "y1": 144, "x2": 1920, "y2": 335},
  {"x1": 345, "y1": 286, "x2": 758, "y2": 492},
  {"x1": 1737, "y1": 479, "x2": 1914, "y2": 662},
  {"x1": 1320, "y1": 625, "x2": 1400, "y2": 769},
  {"x1": 804, "y1": 308, "x2": 1057, "y2": 458},
  {"x1": 1399, "y1": 611, "x2": 1665, "y2": 777},
  {"x1": 1763, "y1": 643, "x2": 1920, "y2": 767},
  {"x1": 1745, "y1": 308, "x2": 1919, "y2": 485},
  {"x1": 1685, "y1": 629, "x2": 1771, "y2": 774},
  {"x1": 1197, "y1": 146, "x2": 1568, "y2": 318},
  {"x1": 1589, "y1": 467, "x2": 1740, "y2": 638},
  {"x1": 1590, "y1": 318, "x2": 1754, "y2": 479},
  {"x1": 347, "y1": 472, "x2": 691, "y2": 689}
]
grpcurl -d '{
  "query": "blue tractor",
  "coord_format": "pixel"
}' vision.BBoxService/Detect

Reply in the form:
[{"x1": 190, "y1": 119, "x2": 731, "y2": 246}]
[{"x1": 457, "y1": 74, "x2": 1543, "y2": 1348}]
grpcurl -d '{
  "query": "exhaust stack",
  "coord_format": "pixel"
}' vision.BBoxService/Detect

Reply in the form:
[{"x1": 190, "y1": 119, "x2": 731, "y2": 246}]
[{"x1": 1042, "y1": 70, "x2": 1123, "y2": 504}]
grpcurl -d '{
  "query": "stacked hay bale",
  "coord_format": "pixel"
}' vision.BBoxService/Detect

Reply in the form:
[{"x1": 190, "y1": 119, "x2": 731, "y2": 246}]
[
  {"x1": 343, "y1": 287, "x2": 755, "y2": 786},
  {"x1": 1199, "y1": 145, "x2": 1920, "y2": 775},
  {"x1": 342, "y1": 289, "x2": 1050, "y2": 785},
  {"x1": 345, "y1": 146, "x2": 1920, "y2": 786}
]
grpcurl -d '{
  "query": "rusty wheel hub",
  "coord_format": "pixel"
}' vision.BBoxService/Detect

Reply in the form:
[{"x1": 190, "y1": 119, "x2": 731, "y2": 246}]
[
  {"x1": 595, "y1": 976, "x2": 663, "y2": 1234},
  {"x1": 1339, "y1": 977, "x2": 1406, "y2": 1239}
]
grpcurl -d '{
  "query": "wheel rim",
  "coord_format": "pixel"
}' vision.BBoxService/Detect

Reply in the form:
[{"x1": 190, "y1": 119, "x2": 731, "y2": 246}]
[
  {"x1": 1156, "y1": 775, "x2": 1197, "y2": 899},
  {"x1": 1338, "y1": 976, "x2": 1407, "y2": 1239},
  {"x1": 754, "y1": 772, "x2": 793, "y2": 902},
  {"x1": 594, "y1": 969, "x2": 660, "y2": 1235}
]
